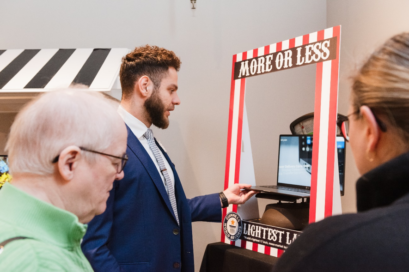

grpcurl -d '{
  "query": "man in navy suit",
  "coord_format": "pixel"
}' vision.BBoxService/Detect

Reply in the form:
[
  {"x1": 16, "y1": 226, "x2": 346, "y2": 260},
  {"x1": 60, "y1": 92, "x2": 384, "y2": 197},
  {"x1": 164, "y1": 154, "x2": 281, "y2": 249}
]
[{"x1": 82, "y1": 45, "x2": 256, "y2": 272}]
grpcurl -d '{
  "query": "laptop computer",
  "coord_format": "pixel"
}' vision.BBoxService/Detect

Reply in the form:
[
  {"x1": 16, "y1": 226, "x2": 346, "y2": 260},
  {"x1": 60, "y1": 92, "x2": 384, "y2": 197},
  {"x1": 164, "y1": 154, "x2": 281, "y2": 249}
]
[{"x1": 251, "y1": 135, "x2": 346, "y2": 198}]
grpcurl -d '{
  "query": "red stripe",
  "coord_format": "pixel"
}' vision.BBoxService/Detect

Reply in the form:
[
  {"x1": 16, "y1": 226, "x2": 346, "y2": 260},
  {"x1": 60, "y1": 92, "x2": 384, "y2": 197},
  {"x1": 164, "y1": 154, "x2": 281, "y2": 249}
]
[
  {"x1": 264, "y1": 45, "x2": 270, "y2": 55},
  {"x1": 276, "y1": 42, "x2": 282, "y2": 52},
  {"x1": 265, "y1": 246, "x2": 271, "y2": 255},
  {"x1": 241, "y1": 239, "x2": 246, "y2": 249},
  {"x1": 324, "y1": 126, "x2": 336, "y2": 217},
  {"x1": 317, "y1": 30, "x2": 325, "y2": 41},
  {"x1": 289, "y1": 38, "x2": 295, "y2": 48},
  {"x1": 230, "y1": 240, "x2": 235, "y2": 245},
  {"x1": 221, "y1": 54, "x2": 237, "y2": 242},
  {"x1": 232, "y1": 52, "x2": 247, "y2": 214},
  {"x1": 309, "y1": 61, "x2": 323, "y2": 223},
  {"x1": 243, "y1": 51, "x2": 248, "y2": 60},
  {"x1": 252, "y1": 243, "x2": 258, "y2": 252},
  {"x1": 303, "y1": 34, "x2": 309, "y2": 45},
  {"x1": 324, "y1": 79, "x2": 336, "y2": 216},
  {"x1": 309, "y1": 29, "x2": 326, "y2": 223},
  {"x1": 325, "y1": 26, "x2": 341, "y2": 217},
  {"x1": 277, "y1": 249, "x2": 284, "y2": 258},
  {"x1": 232, "y1": 109, "x2": 245, "y2": 188},
  {"x1": 232, "y1": 204, "x2": 238, "y2": 213},
  {"x1": 224, "y1": 53, "x2": 237, "y2": 191},
  {"x1": 233, "y1": 51, "x2": 247, "y2": 186}
]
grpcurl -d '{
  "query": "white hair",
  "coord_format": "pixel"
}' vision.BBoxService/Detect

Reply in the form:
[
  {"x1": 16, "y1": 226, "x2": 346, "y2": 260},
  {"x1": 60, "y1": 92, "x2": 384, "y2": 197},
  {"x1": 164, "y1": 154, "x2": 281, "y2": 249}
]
[{"x1": 6, "y1": 90, "x2": 124, "y2": 175}]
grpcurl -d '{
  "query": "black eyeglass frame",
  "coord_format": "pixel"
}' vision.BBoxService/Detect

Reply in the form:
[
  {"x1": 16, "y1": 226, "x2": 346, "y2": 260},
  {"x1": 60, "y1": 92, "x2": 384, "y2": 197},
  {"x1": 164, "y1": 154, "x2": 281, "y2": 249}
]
[
  {"x1": 337, "y1": 109, "x2": 387, "y2": 142},
  {"x1": 52, "y1": 147, "x2": 128, "y2": 173}
]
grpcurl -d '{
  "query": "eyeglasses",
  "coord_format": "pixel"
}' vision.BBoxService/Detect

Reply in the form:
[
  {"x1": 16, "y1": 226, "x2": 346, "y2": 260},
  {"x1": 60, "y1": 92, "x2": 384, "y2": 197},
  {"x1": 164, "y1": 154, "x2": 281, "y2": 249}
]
[
  {"x1": 52, "y1": 147, "x2": 128, "y2": 174},
  {"x1": 337, "y1": 109, "x2": 387, "y2": 142}
]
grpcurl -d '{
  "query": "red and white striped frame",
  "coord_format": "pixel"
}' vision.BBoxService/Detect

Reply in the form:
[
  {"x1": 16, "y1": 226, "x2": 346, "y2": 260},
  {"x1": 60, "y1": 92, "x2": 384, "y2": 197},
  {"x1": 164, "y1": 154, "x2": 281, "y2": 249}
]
[{"x1": 221, "y1": 26, "x2": 341, "y2": 257}]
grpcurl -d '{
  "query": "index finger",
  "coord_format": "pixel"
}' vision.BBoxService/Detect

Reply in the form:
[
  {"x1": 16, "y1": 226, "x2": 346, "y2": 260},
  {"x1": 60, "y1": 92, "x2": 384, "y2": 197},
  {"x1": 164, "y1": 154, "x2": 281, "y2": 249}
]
[{"x1": 237, "y1": 184, "x2": 252, "y2": 189}]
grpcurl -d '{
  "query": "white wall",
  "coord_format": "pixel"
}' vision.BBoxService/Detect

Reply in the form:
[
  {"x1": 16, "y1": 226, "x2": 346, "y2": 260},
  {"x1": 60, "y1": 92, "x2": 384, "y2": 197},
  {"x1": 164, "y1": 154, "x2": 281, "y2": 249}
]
[
  {"x1": 0, "y1": 0, "x2": 327, "y2": 270},
  {"x1": 327, "y1": 0, "x2": 409, "y2": 213},
  {"x1": 0, "y1": 113, "x2": 16, "y2": 154}
]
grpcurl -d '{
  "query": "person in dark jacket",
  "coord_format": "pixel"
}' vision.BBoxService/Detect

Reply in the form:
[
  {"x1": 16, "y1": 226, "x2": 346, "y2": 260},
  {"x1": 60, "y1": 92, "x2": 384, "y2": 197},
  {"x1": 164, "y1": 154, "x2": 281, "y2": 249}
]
[
  {"x1": 274, "y1": 32, "x2": 409, "y2": 272},
  {"x1": 81, "y1": 45, "x2": 257, "y2": 272}
]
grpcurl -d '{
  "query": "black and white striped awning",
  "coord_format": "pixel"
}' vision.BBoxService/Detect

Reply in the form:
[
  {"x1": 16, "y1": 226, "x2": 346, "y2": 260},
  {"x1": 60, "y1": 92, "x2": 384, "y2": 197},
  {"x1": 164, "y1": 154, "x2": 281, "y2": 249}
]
[{"x1": 0, "y1": 48, "x2": 129, "y2": 92}]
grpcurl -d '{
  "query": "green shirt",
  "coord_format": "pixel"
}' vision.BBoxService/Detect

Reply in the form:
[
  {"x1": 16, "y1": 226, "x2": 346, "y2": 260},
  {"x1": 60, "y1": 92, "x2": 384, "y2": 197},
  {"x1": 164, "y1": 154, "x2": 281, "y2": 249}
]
[{"x1": 0, "y1": 183, "x2": 93, "y2": 272}]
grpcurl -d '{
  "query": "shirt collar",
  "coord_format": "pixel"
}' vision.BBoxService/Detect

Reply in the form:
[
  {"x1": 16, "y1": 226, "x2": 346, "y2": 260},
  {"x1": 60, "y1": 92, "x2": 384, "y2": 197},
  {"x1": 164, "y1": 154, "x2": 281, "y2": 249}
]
[
  {"x1": 0, "y1": 183, "x2": 87, "y2": 248},
  {"x1": 117, "y1": 105, "x2": 149, "y2": 140}
]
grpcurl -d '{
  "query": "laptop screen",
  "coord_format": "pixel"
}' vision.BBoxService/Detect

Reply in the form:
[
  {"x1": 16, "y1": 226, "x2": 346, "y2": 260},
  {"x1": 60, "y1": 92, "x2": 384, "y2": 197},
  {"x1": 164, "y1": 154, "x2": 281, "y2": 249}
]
[{"x1": 277, "y1": 135, "x2": 345, "y2": 195}]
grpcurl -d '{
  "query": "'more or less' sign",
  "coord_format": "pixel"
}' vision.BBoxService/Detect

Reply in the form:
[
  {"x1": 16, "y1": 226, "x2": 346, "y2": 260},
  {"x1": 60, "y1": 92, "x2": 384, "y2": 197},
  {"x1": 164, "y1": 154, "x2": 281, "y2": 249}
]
[{"x1": 234, "y1": 37, "x2": 337, "y2": 80}]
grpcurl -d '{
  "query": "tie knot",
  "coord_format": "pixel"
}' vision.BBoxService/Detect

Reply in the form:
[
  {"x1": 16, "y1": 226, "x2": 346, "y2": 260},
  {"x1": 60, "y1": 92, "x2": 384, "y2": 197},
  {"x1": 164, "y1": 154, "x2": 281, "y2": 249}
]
[{"x1": 144, "y1": 128, "x2": 154, "y2": 140}]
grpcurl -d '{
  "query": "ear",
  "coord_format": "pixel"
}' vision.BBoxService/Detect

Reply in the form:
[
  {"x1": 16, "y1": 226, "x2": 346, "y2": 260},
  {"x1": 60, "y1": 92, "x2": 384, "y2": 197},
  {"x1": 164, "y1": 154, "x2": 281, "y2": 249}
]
[
  {"x1": 57, "y1": 146, "x2": 82, "y2": 182},
  {"x1": 135, "y1": 76, "x2": 152, "y2": 98},
  {"x1": 360, "y1": 105, "x2": 381, "y2": 153}
]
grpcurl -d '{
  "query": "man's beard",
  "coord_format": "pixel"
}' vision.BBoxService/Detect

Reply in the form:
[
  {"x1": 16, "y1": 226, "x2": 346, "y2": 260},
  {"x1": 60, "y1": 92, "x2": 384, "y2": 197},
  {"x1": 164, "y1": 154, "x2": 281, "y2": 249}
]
[{"x1": 144, "y1": 91, "x2": 169, "y2": 129}]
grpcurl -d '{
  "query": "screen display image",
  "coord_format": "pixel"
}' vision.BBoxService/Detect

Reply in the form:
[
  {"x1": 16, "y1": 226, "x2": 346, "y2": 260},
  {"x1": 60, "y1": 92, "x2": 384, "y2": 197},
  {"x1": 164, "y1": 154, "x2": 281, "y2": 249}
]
[
  {"x1": 278, "y1": 136, "x2": 312, "y2": 187},
  {"x1": 0, "y1": 156, "x2": 11, "y2": 189},
  {"x1": 277, "y1": 135, "x2": 345, "y2": 194}
]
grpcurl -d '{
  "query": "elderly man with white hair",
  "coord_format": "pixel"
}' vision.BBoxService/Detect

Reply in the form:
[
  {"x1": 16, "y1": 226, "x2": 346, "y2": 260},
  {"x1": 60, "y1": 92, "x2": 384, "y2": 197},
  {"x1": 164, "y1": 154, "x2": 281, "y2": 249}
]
[{"x1": 0, "y1": 90, "x2": 127, "y2": 271}]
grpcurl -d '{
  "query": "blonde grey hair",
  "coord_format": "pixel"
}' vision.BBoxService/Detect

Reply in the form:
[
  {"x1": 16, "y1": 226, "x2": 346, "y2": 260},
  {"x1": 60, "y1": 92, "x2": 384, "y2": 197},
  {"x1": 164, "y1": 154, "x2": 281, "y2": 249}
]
[
  {"x1": 352, "y1": 32, "x2": 409, "y2": 142},
  {"x1": 6, "y1": 90, "x2": 124, "y2": 175}
]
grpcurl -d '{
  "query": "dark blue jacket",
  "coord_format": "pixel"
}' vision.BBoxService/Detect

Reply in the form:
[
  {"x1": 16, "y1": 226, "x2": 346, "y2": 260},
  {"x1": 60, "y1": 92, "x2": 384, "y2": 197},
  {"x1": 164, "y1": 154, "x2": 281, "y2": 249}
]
[{"x1": 82, "y1": 126, "x2": 221, "y2": 272}]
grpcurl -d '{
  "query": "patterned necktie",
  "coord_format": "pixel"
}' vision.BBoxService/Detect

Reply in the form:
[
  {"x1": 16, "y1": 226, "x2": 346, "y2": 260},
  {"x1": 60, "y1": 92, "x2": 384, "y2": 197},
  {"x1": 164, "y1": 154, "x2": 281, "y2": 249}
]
[{"x1": 144, "y1": 128, "x2": 180, "y2": 225}]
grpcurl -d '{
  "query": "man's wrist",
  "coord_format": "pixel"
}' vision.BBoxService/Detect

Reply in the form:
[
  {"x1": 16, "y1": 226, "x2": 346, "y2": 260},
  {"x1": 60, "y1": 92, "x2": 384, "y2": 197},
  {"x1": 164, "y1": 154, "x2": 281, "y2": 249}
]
[{"x1": 219, "y1": 192, "x2": 229, "y2": 208}]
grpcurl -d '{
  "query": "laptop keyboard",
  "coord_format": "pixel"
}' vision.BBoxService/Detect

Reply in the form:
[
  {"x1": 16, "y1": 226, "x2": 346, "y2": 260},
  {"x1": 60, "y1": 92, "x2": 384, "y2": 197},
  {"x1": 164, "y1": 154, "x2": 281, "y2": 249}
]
[{"x1": 260, "y1": 185, "x2": 310, "y2": 194}]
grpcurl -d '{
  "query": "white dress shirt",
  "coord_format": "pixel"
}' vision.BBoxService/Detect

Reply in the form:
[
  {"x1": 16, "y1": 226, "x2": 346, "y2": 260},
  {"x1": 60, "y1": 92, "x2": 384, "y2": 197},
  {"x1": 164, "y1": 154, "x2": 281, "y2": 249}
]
[{"x1": 118, "y1": 105, "x2": 175, "y2": 194}]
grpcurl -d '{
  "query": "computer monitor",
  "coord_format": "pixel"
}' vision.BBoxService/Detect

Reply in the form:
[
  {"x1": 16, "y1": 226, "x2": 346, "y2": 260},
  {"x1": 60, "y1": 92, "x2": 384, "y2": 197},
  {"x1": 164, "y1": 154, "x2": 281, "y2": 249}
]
[{"x1": 277, "y1": 135, "x2": 345, "y2": 195}]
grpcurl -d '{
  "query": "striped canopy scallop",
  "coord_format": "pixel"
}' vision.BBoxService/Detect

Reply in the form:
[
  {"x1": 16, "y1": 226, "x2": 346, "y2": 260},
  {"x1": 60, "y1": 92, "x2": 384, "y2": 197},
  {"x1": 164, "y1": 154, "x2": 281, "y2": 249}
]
[{"x1": 0, "y1": 48, "x2": 129, "y2": 92}]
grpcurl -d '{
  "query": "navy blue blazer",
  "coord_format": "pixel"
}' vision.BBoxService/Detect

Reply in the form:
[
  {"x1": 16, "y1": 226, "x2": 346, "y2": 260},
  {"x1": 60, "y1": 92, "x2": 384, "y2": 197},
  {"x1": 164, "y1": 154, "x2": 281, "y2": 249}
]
[{"x1": 82, "y1": 126, "x2": 221, "y2": 272}]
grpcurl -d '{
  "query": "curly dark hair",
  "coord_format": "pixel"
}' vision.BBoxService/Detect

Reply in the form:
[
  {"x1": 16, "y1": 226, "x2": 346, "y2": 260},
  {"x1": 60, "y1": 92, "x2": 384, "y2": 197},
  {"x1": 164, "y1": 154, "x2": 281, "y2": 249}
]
[{"x1": 120, "y1": 45, "x2": 181, "y2": 98}]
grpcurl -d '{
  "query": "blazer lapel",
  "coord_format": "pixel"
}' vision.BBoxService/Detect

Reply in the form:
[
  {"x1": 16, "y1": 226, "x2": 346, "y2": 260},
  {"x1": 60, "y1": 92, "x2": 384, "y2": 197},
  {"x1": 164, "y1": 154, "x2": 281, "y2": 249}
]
[{"x1": 126, "y1": 126, "x2": 177, "y2": 222}]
